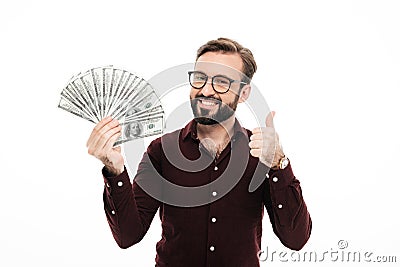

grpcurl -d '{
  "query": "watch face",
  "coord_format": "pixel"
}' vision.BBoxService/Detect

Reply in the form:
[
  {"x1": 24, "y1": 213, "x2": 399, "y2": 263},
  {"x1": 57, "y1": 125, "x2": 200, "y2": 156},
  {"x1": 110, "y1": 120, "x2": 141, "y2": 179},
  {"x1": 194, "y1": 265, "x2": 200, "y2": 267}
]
[{"x1": 280, "y1": 158, "x2": 289, "y2": 169}]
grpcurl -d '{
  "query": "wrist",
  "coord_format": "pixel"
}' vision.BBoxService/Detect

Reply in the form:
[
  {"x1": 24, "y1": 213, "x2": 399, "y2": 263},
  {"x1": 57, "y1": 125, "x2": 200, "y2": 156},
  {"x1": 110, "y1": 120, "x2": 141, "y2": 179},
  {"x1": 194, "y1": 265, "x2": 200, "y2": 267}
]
[
  {"x1": 271, "y1": 149, "x2": 285, "y2": 169},
  {"x1": 272, "y1": 154, "x2": 289, "y2": 170},
  {"x1": 104, "y1": 165, "x2": 124, "y2": 177}
]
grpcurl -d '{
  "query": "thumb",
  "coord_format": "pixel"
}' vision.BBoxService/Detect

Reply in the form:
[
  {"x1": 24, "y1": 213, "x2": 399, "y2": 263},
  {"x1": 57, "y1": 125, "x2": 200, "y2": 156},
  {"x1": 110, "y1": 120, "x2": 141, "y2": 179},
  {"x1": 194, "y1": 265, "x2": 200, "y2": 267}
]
[{"x1": 265, "y1": 111, "x2": 275, "y2": 127}]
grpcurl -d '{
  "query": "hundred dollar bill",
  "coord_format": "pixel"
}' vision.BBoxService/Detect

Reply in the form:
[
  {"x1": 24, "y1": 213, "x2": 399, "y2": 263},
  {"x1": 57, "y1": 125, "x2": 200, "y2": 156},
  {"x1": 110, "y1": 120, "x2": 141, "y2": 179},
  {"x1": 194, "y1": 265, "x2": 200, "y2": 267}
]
[
  {"x1": 69, "y1": 77, "x2": 100, "y2": 122},
  {"x1": 114, "y1": 116, "x2": 164, "y2": 146},
  {"x1": 125, "y1": 109, "x2": 164, "y2": 122},
  {"x1": 124, "y1": 105, "x2": 164, "y2": 120},
  {"x1": 79, "y1": 72, "x2": 102, "y2": 121},
  {"x1": 107, "y1": 69, "x2": 132, "y2": 116},
  {"x1": 129, "y1": 89, "x2": 161, "y2": 111},
  {"x1": 113, "y1": 86, "x2": 161, "y2": 121},
  {"x1": 104, "y1": 68, "x2": 123, "y2": 115},
  {"x1": 108, "y1": 76, "x2": 148, "y2": 119},
  {"x1": 59, "y1": 66, "x2": 165, "y2": 145},
  {"x1": 90, "y1": 67, "x2": 104, "y2": 118},
  {"x1": 67, "y1": 65, "x2": 112, "y2": 119},
  {"x1": 58, "y1": 96, "x2": 95, "y2": 123},
  {"x1": 61, "y1": 84, "x2": 97, "y2": 121},
  {"x1": 103, "y1": 66, "x2": 113, "y2": 118}
]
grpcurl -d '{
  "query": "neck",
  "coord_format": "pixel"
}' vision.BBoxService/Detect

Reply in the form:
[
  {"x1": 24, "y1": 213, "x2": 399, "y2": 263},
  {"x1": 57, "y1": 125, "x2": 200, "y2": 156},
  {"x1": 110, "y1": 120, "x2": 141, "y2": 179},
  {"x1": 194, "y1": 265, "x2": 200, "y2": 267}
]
[{"x1": 196, "y1": 115, "x2": 236, "y2": 141}]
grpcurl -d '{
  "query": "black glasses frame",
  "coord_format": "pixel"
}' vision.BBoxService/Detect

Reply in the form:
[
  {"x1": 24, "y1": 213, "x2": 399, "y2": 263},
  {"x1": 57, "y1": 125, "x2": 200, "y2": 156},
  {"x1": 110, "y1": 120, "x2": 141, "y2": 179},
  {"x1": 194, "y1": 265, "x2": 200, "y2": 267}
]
[{"x1": 188, "y1": 71, "x2": 247, "y2": 94}]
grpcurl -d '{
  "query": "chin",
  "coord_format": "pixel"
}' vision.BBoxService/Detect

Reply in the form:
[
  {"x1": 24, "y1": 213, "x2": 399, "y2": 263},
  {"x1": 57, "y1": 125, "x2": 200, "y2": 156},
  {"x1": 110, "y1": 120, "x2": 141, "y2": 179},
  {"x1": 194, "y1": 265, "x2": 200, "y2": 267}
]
[{"x1": 194, "y1": 117, "x2": 219, "y2": 125}]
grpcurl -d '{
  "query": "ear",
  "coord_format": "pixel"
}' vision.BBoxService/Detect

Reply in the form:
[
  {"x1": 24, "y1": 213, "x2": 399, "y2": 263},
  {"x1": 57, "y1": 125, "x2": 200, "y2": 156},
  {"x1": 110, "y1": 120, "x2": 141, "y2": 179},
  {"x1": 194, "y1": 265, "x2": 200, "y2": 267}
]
[{"x1": 238, "y1": 84, "x2": 251, "y2": 103}]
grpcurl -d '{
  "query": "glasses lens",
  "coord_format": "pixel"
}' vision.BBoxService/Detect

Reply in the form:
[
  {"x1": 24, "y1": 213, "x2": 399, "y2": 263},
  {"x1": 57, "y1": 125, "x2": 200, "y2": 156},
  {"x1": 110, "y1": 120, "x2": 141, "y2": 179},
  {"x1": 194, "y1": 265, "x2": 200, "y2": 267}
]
[
  {"x1": 189, "y1": 72, "x2": 207, "y2": 89},
  {"x1": 212, "y1": 76, "x2": 231, "y2": 93}
]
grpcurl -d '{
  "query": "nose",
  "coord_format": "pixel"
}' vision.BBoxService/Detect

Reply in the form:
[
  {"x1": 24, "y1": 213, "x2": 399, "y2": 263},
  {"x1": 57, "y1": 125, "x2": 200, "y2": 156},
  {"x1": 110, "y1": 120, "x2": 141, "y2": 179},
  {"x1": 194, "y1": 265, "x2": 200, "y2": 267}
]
[{"x1": 200, "y1": 80, "x2": 215, "y2": 97}]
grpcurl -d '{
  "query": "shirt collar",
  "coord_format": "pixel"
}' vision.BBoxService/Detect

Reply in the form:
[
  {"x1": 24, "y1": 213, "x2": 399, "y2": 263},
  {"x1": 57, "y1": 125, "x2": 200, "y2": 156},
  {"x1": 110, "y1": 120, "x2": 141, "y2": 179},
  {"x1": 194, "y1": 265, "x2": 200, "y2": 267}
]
[{"x1": 181, "y1": 118, "x2": 248, "y2": 141}]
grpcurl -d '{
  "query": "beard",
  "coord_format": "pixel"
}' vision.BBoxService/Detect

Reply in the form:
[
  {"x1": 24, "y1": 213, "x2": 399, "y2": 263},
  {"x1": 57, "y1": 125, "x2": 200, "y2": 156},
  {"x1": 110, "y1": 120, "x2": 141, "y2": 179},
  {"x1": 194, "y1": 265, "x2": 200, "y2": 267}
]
[{"x1": 190, "y1": 94, "x2": 239, "y2": 125}]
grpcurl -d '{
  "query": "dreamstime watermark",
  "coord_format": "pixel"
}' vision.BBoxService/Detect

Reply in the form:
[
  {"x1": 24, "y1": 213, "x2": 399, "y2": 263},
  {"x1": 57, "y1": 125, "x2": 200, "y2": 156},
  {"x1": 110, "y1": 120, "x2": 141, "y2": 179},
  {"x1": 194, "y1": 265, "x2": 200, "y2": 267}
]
[{"x1": 258, "y1": 240, "x2": 397, "y2": 264}]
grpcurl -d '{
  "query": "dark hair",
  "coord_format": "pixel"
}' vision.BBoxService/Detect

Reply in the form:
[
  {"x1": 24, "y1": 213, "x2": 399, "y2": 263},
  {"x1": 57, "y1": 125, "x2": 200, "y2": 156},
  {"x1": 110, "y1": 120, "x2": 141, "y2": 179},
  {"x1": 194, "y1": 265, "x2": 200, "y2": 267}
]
[{"x1": 196, "y1": 37, "x2": 257, "y2": 83}]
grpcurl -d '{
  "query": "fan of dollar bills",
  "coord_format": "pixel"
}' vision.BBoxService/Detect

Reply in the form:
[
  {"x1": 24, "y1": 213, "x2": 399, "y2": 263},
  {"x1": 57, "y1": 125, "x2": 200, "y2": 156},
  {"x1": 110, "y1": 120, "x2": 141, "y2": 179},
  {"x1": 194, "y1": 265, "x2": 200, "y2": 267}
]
[{"x1": 58, "y1": 65, "x2": 164, "y2": 145}]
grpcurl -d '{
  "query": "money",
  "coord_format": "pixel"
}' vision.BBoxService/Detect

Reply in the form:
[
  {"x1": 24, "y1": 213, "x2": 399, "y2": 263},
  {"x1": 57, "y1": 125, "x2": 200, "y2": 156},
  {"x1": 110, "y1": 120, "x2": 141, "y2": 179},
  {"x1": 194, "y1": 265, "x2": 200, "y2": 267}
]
[
  {"x1": 58, "y1": 96, "x2": 95, "y2": 123},
  {"x1": 58, "y1": 65, "x2": 165, "y2": 145},
  {"x1": 114, "y1": 116, "x2": 164, "y2": 146}
]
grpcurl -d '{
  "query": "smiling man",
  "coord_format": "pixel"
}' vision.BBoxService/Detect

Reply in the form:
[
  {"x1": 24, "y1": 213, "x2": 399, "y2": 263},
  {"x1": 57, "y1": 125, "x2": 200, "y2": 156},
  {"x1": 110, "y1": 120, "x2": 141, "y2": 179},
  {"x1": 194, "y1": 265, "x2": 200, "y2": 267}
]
[{"x1": 86, "y1": 38, "x2": 312, "y2": 267}]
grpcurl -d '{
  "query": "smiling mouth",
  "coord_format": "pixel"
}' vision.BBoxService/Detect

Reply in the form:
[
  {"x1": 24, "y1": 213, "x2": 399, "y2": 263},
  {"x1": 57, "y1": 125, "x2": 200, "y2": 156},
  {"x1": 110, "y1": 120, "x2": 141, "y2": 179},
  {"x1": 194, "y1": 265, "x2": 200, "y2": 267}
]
[{"x1": 197, "y1": 97, "x2": 220, "y2": 107}]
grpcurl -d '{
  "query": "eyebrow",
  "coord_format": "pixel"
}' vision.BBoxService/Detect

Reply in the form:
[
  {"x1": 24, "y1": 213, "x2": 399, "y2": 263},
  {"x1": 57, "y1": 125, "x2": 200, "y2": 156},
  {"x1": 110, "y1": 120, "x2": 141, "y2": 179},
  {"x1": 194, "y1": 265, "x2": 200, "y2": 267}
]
[{"x1": 192, "y1": 70, "x2": 239, "y2": 81}]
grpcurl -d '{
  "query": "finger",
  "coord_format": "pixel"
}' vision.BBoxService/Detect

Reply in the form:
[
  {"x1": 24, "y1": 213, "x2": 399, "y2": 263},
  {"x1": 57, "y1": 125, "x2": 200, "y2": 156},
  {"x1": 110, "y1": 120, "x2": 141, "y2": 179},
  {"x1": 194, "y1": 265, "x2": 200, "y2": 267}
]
[
  {"x1": 249, "y1": 132, "x2": 263, "y2": 141},
  {"x1": 250, "y1": 148, "x2": 261, "y2": 158},
  {"x1": 92, "y1": 125, "x2": 122, "y2": 155},
  {"x1": 103, "y1": 131, "x2": 122, "y2": 152},
  {"x1": 86, "y1": 116, "x2": 113, "y2": 147},
  {"x1": 265, "y1": 111, "x2": 275, "y2": 128},
  {"x1": 252, "y1": 126, "x2": 275, "y2": 135},
  {"x1": 88, "y1": 123, "x2": 121, "y2": 156},
  {"x1": 249, "y1": 140, "x2": 264, "y2": 149},
  {"x1": 251, "y1": 127, "x2": 263, "y2": 135},
  {"x1": 114, "y1": 146, "x2": 121, "y2": 153},
  {"x1": 87, "y1": 119, "x2": 120, "y2": 149},
  {"x1": 251, "y1": 128, "x2": 277, "y2": 140}
]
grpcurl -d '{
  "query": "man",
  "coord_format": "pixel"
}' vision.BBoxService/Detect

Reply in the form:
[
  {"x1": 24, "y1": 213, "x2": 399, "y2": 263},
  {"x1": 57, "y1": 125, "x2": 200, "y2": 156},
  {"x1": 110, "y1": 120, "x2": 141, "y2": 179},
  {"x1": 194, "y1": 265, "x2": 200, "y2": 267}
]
[{"x1": 87, "y1": 38, "x2": 312, "y2": 267}]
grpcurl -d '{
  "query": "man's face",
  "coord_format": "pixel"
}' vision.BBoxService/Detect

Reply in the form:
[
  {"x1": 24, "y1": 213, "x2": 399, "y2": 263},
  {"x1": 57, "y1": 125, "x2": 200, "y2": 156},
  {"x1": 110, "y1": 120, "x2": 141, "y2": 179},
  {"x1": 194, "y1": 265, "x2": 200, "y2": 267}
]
[{"x1": 190, "y1": 52, "x2": 248, "y2": 125}]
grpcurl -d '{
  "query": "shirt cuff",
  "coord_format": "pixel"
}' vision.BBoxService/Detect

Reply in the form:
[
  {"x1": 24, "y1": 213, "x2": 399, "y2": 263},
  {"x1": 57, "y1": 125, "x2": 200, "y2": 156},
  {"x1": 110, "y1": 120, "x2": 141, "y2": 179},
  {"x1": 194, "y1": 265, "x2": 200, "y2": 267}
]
[
  {"x1": 267, "y1": 161, "x2": 295, "y2": 190},
  {"x1": 102, "y1": 166, "x2": 131, "y2": 195}
]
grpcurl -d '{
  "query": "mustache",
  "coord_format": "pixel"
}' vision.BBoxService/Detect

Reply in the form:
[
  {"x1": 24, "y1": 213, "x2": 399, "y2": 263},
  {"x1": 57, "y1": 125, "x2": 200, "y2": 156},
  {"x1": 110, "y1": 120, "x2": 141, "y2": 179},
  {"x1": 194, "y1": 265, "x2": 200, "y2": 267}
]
[{"x1": 193, "y1": 94, "x2": 221, "y2": 102}]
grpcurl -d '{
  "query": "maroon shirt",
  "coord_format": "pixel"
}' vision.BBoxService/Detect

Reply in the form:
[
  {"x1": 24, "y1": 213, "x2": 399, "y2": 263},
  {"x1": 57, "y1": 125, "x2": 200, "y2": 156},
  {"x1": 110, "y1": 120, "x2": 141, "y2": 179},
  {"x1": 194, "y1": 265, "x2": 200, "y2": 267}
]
[{"x1": 102, "y1": 119, "x2": 311, "y2": 267}]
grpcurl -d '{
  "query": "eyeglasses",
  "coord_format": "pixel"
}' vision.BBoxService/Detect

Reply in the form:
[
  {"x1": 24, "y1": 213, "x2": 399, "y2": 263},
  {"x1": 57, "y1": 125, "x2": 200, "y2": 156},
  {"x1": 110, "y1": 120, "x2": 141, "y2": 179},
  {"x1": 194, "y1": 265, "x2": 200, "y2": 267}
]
[{"x1": 188, "y1": 71, "x2": 247, "y2": 94}]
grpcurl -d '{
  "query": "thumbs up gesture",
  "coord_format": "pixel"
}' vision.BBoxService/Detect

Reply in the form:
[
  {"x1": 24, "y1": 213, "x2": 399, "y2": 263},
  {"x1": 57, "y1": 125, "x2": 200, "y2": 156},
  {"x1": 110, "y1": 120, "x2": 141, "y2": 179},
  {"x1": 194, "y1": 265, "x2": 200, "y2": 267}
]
[{"x1": 249, "y1": 111, "x2": 285, "y2": 168}]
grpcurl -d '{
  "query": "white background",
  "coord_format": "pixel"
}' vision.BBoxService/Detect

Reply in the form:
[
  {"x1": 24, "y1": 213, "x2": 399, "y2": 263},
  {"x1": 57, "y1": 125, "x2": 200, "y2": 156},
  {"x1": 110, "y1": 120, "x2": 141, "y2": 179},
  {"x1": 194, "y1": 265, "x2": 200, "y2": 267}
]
[{"x1": 1, "y1": 0, "x2": 399, "y2": 266}]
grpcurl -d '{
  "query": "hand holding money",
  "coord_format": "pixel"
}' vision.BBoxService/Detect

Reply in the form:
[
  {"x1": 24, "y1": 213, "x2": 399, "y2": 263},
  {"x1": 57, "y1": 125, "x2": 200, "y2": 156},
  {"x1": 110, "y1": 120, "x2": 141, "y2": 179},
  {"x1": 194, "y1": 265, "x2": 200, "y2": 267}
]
[
  {"x1": 87, "y1": 117, "x2": 124, "y2": 176},
  {"x1": 58, "y1": 65, "x2": 165, "y2": 146}
]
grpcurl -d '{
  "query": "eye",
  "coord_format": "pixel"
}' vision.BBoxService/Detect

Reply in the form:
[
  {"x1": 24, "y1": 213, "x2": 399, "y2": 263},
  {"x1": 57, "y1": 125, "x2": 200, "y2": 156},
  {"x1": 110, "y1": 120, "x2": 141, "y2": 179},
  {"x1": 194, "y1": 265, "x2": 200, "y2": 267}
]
[
  {"x1": 194, "y1": 73, "x2": 207, "y2": 81},
  {"x1": 214, "y1": 77, "x2": 230, "y2": 86}
]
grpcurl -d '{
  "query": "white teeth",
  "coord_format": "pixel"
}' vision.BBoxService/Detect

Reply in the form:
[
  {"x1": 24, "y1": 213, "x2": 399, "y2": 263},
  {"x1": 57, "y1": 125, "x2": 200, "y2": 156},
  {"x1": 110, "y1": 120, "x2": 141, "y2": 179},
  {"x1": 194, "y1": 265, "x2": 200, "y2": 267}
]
[{"x1": 201, "y1": 100, "x2": 217, "y2": 106}]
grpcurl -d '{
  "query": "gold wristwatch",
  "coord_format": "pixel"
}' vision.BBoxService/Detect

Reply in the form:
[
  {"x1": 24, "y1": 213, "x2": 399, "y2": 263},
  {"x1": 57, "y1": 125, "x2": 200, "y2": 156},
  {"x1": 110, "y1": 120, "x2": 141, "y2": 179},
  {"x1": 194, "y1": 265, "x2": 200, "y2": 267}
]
[
  {"x1": 279, "y1": 156, "x2": 289, "y2": 169},
  {"x1": 273, "y1": 155, "x2": 289, "y2": 170}
]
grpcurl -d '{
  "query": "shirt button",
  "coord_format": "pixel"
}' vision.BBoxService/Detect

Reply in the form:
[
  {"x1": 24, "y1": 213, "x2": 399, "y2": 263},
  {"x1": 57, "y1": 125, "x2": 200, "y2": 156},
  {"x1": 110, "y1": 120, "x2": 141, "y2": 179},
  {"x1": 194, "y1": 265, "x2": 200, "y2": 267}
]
[
  {"x1": 117, "y1": 181, "x2": 123, "y2": 187},
  {"x1": 214, "y1": 166, "x2": 218, "y2": 171},
  {"x1": 272, "y1": 177, "x2": 278, "y2": 182},
  {"x1": 212, "y1": 191, "x2": 218, "y2": 197},
  {"x1": 111, "y1": 210, "x2": 116, "y2": 215},
  {"x1": 278, "y1": 204, "x2": 283, "y2": 209},
  {"x1": 211, "y1": 217, "x2": 217, "y2": 223},
  {"x1": 265, "y1": 173, "x2": 270, "y2": 179},
  {"x1": 210, "y1": 246, "x2": 215, "y2": 252}
]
